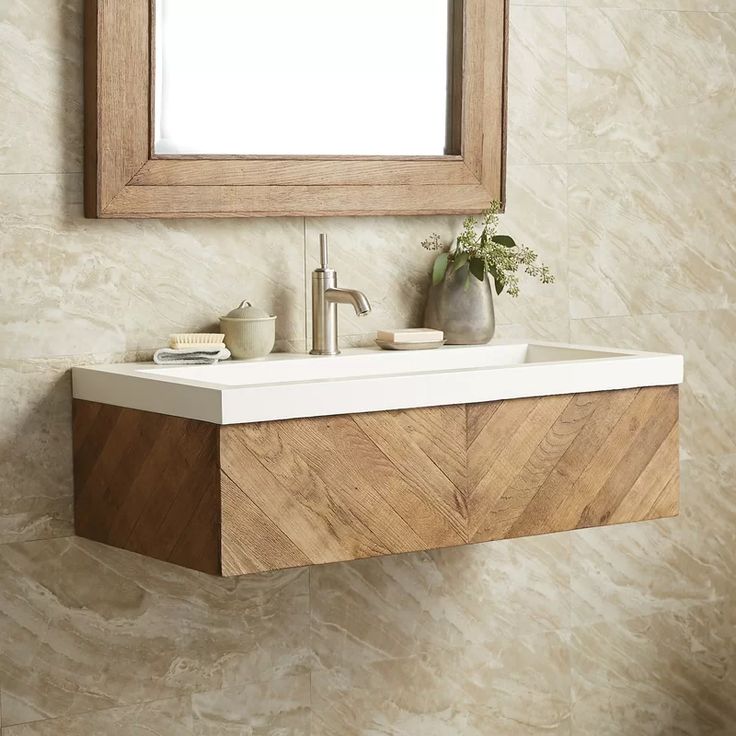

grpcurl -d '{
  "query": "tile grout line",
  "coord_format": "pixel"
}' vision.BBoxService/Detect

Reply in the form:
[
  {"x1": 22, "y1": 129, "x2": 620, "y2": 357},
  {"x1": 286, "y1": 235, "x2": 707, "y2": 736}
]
[
  {"x1": 0, "y1": 695, "x2": 186, "y2": 732},
  {"x1": 0, "y1": 670, "x2": 319, "y2": 732},
  {"x1": 0, "y1": 171, "x2": 83, "y2": 177},
  {"x1": 3, "y1": 305, "x2": 734, "y2": 363},
  {"x1": 307, "y1": 564, "x2": 314, "y2": 736},
  {"x1": 561, "y1": 0, "x2": 576, "y2": 680},
  {"x1": 514, "y1": 2, "x2": 736, "y2": 12},
  {"x1": 302, "y1": 217, "x2": 310, "y2": 349},
  {"x1": 565, "y1": 0, "x2": 572, "y2": 345}
]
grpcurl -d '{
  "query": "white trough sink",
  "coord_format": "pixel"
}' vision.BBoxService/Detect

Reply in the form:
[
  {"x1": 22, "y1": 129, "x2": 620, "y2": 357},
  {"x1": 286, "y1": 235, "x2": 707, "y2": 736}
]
[{"x1": 72, "y1": 342, "x2": 684, "y2": 425}]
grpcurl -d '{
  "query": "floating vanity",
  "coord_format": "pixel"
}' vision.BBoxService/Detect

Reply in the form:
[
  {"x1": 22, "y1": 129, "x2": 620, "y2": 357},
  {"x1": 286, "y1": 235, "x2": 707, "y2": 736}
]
[{"x1": 72, "y1": 343, "x2": 683, "y2": 576}]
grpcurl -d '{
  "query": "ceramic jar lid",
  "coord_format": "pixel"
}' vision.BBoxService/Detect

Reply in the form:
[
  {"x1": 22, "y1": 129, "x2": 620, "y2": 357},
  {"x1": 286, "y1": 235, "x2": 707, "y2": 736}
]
[{"x1": 222, "y1": 300, "x2": 275, "y2": 321}]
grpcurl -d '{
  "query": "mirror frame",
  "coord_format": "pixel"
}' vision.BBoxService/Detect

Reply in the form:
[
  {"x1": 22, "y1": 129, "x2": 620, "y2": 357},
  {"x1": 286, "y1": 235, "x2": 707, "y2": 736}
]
[{"x1": 84, "y1": 0, "x2": 508, "y2": 219}]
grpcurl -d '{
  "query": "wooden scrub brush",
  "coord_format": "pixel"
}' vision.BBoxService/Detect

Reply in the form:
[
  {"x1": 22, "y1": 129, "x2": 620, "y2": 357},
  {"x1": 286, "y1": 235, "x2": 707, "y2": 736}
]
[{"x1": 168, "y1": 333, "x2": 226, "y2": 350}]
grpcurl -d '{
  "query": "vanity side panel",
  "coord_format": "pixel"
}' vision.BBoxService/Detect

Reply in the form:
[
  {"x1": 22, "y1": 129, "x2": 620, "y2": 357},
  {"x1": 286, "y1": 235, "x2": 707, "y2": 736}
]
[
  {"x1": 73, "y1": 400, "x2": 222, "y2": 575},
  {"x1": 219, "y1": 406, "x2": 469, "y2": 576},
  {"x1": 467, "y1": 386, "x2": 680, "y2": 543}
]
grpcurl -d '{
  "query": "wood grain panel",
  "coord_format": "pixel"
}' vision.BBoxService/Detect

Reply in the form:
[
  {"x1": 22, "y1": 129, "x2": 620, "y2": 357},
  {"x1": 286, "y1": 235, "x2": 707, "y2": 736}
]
[
  {"x1": 220, "y1": 408, "x2": 467, "y2": 576},
  {"x1": 467, "y1": 386, "x2": 680, "y2": 543},
  {"x1": 85, "y1": 0, "x2": 508, "y2": 217},
  {"x1": 132, "y1": 158, "x2": 477, "y2": 187},
  {"x1": 73, "y1": 387, "x2": 679, "y2": 576},
  {"x1": 73, "y1": 400, "x2": 221, "y2": 574},
  {"x1": 85, "y1": 0, "x2": 150, "y2": 216},
  {"x1": 101, "y1": 183, "x2": 497, "y2": 219}
]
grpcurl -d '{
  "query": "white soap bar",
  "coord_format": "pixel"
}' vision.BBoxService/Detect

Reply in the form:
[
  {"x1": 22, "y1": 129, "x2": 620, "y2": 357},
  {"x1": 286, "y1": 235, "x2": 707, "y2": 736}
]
[{"x1": 376, "y1": 328, "x2": 444, "y2": 343}]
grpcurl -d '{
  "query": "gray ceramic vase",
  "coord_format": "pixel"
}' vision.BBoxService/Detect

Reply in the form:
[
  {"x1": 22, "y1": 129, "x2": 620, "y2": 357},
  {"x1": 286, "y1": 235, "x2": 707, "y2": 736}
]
[{"x1": 424, "y1": 264, "x2": 495, "y2": 345}]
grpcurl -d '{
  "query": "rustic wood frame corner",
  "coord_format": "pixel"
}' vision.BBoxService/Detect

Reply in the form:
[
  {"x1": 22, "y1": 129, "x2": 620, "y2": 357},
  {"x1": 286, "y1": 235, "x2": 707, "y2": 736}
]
[{"x1": 84, "y1": 0, "x2": 508, "y2": 219}]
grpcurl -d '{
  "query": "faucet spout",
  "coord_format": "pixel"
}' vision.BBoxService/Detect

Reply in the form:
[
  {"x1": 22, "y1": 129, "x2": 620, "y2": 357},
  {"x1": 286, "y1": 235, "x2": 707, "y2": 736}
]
[
  {"x1": 310, "y1": 234, "x2": 371, "y2": 355},
  {"x1": 325, "y1": 288, "x2": 371, "y2": 316}
]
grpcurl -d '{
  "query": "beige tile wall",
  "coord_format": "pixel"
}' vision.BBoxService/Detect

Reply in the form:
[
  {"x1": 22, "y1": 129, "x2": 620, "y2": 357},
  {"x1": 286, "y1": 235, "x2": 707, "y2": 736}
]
[{"x1": 0, "y1": 0, "x2": 733, "y2": 733}]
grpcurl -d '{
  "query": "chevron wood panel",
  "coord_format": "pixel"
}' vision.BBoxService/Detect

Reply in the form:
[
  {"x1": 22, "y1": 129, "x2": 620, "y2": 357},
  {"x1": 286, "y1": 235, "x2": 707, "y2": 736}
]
[
  {"x1": 73, "y1": 387, "x2": 679, "y2": 576},
  {"x1": 73, "y1": 400, "x2": 221, "y2": 574},
  {"x1": 466, "y1": 386, "x2": 679, "y2": 544},
  {"x1": 220, "y1": 406, "x2": 468, "y2": 576}
]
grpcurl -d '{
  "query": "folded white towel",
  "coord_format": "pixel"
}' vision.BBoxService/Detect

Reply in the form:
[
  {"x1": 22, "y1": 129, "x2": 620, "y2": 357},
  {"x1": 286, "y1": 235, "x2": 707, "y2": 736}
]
[{"x1": 153, "y1": 347, "x2": 231, "y2": 365}]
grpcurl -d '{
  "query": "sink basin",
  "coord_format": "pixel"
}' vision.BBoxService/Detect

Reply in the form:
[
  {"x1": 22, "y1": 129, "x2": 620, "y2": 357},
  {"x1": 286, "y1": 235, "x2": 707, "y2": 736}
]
[{"x1": 72, "y1": 342, "x2": 684, "y2": 425}]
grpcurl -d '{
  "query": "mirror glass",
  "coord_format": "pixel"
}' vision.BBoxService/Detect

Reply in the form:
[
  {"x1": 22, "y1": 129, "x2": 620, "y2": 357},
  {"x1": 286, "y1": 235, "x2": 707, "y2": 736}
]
[{"x1": 154, "y1": 0, "x2": 461, "y2": 157}]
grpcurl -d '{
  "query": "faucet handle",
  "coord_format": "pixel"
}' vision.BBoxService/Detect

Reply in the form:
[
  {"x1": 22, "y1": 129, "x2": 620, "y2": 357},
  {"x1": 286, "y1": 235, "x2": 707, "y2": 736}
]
[{"x1": 319, "y1": 234, "x2": 329, "y2": 269}]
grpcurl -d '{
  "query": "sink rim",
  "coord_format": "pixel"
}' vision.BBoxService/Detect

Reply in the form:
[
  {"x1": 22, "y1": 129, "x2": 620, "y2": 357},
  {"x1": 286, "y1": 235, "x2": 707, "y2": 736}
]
[
  {"x1": 74, "y1": 341, "x2": 677, "y2": 391},
  {"x1": 71, "y1": 341, "x2": 684, "y2": 425}
]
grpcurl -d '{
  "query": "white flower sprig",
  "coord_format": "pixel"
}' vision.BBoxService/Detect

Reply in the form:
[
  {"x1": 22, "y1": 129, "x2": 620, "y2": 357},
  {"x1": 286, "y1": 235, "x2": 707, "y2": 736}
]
[{"x1": 421, "y1": 201, "x2": 554, "y2": 297}]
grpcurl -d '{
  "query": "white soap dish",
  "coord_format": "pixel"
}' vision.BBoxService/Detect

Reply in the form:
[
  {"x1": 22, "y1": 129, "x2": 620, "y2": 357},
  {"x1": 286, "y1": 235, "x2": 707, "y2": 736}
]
[{"x1": 376, "y1": 339, "x2": 446, "y2": 351}]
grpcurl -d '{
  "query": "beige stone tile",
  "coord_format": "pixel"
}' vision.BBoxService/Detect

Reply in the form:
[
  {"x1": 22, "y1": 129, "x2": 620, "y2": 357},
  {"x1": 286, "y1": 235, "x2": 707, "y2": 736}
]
[
  {"x1": 570, "y1": 454, "x2": 736, "y2": 627},
  {"x1": 570, "y1": 602, "x2": 736, "y2": 735},
  {"x1": 571, "y1": 310, "x2": 736, "y2": 458},
  {"x1": 512, "y1": 0, "x2": 567, "y2": 8},
  {"x1": 0, "y1": 0, "x2": 82, "y2": 173},
  {"x1": 569, "y1": 163, "x2": 736, "y2": 319},
  {"x1": 0, "y1": 174, "x2": 306, "y2": 360},
  {"x1": 0, "y1": 359, "x2": 74, "y2": 543},
  {"x1": 568, "y1": 9, "x2": 736, "y2": 163},
  {"x1": 0, "y1": 537, "x2": 310, "y2": 726},
  {"x1": 191, "y1": 675, "x2": 310, "y2": 735},
  {"x1": 312, "y1": 631, "x2": 571, "y2": 735},
  {"x1": 507, "y1": 8, "x2": 567, "y2": 165},
  {"x1": 494, "y1": 320, "x2": 571, "y2": 342},
  {"x1": 495, "y1": 165, "x2": 568, "y2": 327},
  {"x1": 1, "y1": 698, "x2": 193, "y2": 736},
  {"x1": 311, "y1": 536, "x2": 570, "y2": 673}
]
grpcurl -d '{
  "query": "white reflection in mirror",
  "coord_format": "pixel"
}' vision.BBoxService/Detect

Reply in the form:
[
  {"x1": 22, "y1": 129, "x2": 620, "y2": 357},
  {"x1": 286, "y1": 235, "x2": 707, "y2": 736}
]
[{"x1": 155, "y1": 0, "x2": 457, "y2": 157}]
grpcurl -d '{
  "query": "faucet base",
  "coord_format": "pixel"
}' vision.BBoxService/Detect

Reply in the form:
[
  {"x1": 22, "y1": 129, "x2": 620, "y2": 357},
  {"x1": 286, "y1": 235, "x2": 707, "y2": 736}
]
[{"x1": 310, "y1": 348, "x2": 341, "y2": 356}]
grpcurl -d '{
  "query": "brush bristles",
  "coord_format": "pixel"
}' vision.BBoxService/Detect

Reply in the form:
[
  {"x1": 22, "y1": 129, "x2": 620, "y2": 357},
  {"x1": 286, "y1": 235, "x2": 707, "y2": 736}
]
[{"x1": 169, "y1": 333, "x2": 226, "y2": 350}]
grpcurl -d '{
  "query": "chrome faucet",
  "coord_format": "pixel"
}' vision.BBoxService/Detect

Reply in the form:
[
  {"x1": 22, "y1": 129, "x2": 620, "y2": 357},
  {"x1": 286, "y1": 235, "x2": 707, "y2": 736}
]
[{"x1": 310, "y1": 234, "x2": 371, "y2": 355}]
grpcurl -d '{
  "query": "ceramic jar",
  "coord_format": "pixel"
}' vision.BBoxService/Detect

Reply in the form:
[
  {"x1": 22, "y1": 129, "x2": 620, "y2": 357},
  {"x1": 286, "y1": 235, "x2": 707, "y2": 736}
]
[
  {"x1": 424, "y1": 264, "x2": 495, "y2": 345},
  {"x1": 220, "y1": 300, "x2": 277, "y2": 359}
]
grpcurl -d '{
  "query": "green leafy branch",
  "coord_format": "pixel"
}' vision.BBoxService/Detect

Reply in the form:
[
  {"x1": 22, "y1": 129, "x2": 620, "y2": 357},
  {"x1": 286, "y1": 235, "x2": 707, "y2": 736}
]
[{"x1": 421, "y1": 201, "x2": 555, "y2": 297}]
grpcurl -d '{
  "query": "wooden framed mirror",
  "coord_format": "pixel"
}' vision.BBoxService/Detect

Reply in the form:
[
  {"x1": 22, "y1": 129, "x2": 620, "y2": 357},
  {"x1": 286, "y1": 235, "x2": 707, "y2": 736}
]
[{"x1": 85, "y1": 0, "x2": 508, "y2": 218}]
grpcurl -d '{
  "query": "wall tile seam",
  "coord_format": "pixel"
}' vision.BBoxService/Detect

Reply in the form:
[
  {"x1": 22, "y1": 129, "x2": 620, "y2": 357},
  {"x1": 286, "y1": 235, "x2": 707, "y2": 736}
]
[
  {"x1": 564, "y1": 4, "x2": 572, "y2": 360},
  {"x1": 679, "y1": 451, "x2": 736, "y2": 464},
  {"x1": 0, "y1": 696, "x2": 184, "y2": 733},
  {"x1": 0, "y1": 694, "x2": 190, "y2": 733},
  {"x1": 0, "y1": 339, "x2": 306, "y2": 364},
  {"x1": 301, "y1": 217, "x2": 309, "y2": 347},
  {"x1": 565, "y1": 160, "x2": 736, "y2": 167},
  {"x1": 517, "y1": 2, "x2": 736, "y2": 8},
  {"x1": 0, "y1": 301, "x2": 724, "y2": 365},
  {"x1": 569, "y1": 307, "x2": 736, "y2": 321},
  {"x1": 0, "y1": 674, "x2": 314, "y2": 732},
  {"x1": 0, "y1": 531, "x2": 76, "y2": 550},
  {"x1": 332, "y1": 322, "x2": 570, "y2": 339},
  {"x1": 566, "y1": 163, "x2": 736, "y2": 171},
  {"x1": 565, "y1": 5, "x2": 736, "y2": 13},
  {"x1": 307, "y1": 566, "x2": 315, "y2": 736},
  {"x1": 505, "y1": 162, "x2": 569, "y2": 168},
  {"x1": 567, "y1": 595, "x2": 734, "y2": 634},
  {"x1": 0, "y1": 171, "x2": 83, "y2": 178}
]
